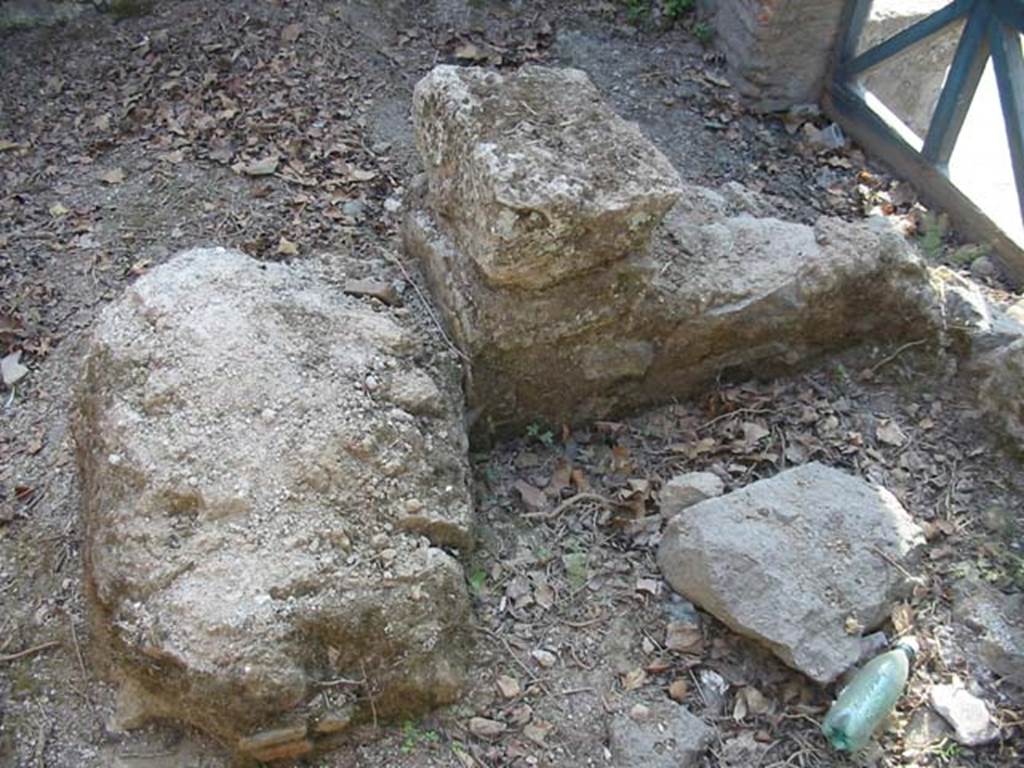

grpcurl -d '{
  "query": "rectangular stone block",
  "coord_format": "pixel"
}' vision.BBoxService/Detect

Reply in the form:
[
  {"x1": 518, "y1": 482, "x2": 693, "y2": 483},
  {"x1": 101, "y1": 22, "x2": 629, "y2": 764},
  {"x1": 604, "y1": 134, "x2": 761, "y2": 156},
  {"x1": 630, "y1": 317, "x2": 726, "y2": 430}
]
[{"x1": 412, "y1": 65, "x2": 682, "y2": 289}]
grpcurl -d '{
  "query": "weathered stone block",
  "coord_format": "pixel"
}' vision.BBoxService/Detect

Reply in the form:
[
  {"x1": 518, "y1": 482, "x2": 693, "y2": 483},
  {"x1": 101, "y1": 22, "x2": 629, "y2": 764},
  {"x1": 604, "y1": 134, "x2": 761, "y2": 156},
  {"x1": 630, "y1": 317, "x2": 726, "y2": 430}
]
[
  {"x1": 977, "y1": 338, "x2": 1024, "y2": 449},
  {"x1": 74, "y1": 248, "x2": 473, "y2": 757},
  {"x1": 657, "y1": 463, "x2": 925, "y2": 683},
  {"x1": 412, "y1": 65, "x2": 682, "y2": 289},
  {"x1": 406, "y1": 174, "x2": 938, "y2": 439}
]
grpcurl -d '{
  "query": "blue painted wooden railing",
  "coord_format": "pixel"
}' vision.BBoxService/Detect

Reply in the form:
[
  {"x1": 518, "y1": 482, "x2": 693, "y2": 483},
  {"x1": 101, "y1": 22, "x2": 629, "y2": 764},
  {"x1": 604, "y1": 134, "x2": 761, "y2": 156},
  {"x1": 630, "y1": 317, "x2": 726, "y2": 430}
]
[{"x1": 834, "y1": 0, "x2": 1024, "y2": 238}]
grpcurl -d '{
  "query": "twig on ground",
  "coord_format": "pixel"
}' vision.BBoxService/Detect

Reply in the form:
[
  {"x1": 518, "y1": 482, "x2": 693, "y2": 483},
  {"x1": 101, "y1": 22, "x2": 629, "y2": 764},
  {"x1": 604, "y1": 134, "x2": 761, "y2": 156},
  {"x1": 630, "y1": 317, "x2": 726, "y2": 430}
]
[
  {"x1": 0, "y1": 640, "x2": 60, "y2": 663},
  {"x1": 523, "y1": 492, "x2": 628, "y2": 520},
  {"x1": 869, "y1": 338, "x2": 928, "y2": 374},
  {"x1": 315, "y1": 676, "x2": 366, "y2": 688},
  {"x1": 871, "y1": 545, "x2": 916, "y2": 581},
  {"x1": 67, "y1": 615, "x2": 87, "y2": 678},
  {"x1": 360, "y1": 661, "x2": 378, "y2": 730},
  {"x1": 562, "y1": 611, "x2": 607, "y2": 629},
  {"x1": 697, "y1": 407, "x2": 778, "y2": 432},
  {"x1": 381, "y1": 249, "x2": 469, "y2": 363},
  {"x1": 476, "y1": 625, "x2": 551, "y2": 694}
]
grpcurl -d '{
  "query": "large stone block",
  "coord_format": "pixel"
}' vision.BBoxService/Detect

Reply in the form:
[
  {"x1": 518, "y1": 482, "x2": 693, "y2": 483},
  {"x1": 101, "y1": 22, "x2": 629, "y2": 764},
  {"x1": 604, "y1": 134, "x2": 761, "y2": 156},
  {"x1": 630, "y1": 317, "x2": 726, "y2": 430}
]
[
  {"x1": 74, "y1": 248, "x2": 473, "y2": 759},
  {"x1": 657, "y1": 463, "x2": 925, "y2": 683},
  {"x1": 405, "y1": 174, "x2": 939, "y2": 439},
  {"x1": 412, "y1": 65, "x2": 682, "y2": 289}
]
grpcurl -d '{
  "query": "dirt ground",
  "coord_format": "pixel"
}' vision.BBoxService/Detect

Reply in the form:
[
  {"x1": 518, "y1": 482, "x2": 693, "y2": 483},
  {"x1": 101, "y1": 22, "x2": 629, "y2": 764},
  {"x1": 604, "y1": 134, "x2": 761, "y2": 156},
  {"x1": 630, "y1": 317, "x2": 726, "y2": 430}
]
[{"x1": 1, "y1": 1, "x2": 1022, "y2": 767}]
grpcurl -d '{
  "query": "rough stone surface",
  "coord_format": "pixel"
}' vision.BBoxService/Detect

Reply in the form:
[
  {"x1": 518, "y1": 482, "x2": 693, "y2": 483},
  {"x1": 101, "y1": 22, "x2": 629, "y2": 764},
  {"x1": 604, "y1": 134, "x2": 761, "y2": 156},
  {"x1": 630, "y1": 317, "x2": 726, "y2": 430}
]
[
  {"x1": 0, "y1": 0, "x2": 157, "y2": 29},
  {"x1": 607, "y1": 701, "x2": 714, "y2": 768},
  {"x1": 407, "y1": 64, "x2": 943, "y2": 441},
  {"x1": 657, "y1": 463, "x2": 925, "y2": 683},
  {"x1": 0, "y1": 0, "x2": 86, "y2": 30},
  {"x1": 412, "y1": 65, "x2": 682, "y2": 290},
  {"x1": 953, "y1": 579, "x2": 1024, "y2": 686},
  {"x1": 934, "y1": 267, "x2": 1024, "y2": 356},
  {"x1": 407, "y1": 171, "x2": 939, "y2": 439},
  {"x1": 700, "y1": 0, "x2": 846, "y2": 111},
  {"x1": 1009, "y1": 298, "x2": 1024, "y2": 323},
  {"x1": 74, "y1": 248, "x2": 473, "y2": 755},
  {"x1": 977, "y1": 338, "x2": 1024, "y2": 450},
  {"x1": 659, "y1": 472, "x2": 725, "y2": 517},
  {"x1": 935, "y1": 268, "x2": 1024, "y2": 449},
  {"x1": 929, "y1": 683, "x2": 1000, "y2": 746}
]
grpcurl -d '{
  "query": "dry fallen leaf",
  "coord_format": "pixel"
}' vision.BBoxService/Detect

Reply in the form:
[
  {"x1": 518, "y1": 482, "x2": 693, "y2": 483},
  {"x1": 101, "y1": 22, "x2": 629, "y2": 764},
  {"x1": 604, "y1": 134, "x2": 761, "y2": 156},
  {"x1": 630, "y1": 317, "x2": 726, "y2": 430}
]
[
  {"x1": 523, "y1": 720, "x2": 553, "y2": 745},
  {"x1": 452, "y1": 746, "x2": 478, "y2": 768},
  {"x1": 741, "y1": 421, "x2": 771, "y2": 445},
  {"x1": 892, "y1": 603, "x2": 914, "y2": 634},
  {"x1": 508, "y1": 704, "x2": 533, "y2": 726},
  {"x1": 238, "y1": 156, "x2": 280, "y2": 176},
  {"x1": 533, "y1": 580, "x2": 555, "y2": 610},
  {"x1": 665, "y1": 620, "x2": 703, "y2": 654},
  {"x1": 281, "y1": 23, "x2": 303, "y2": 44},
  {"x1": 468, "y1": 717, "x2": 506, "y2": 739},
  {"x1": 646, "y1": 657, "x2": 671, "y2": 674},
  {"x1": 635, "y1": 577, "x2": 662, "y2": 597},
  {"x1": 100, "y1": 167, "x2": 126, "y2": 185},
  {"x1": 530, "y1": 648, "x2": 557, "y2": 668},
  {"x1": 877, "y1": 420, "x2": 907, "y2": 447},
  {"x1": 621, "y1": 668, "x2": 647, "y2": 691},
  {"x1": 732, "y1": 692, "x2": 748, "y2": 721},
  {"x1": 454, "y1": 41, "x2": 487, "y2": 62},
  {"x1": 348, "y1": 168, "x2": 377, "y2": 183},
  {"x1": 546, "y1": 459, "x2": 572, "y2": 496},
  {"x1": 741, "y1": 686, "x2": 772, "y2": 716},
  {"x1": 514, "y1": 480, "x2": 547, "y2": 512},
  {"x1": 277, "y1": 237, "x2": 299, "y2": 257},
  {"x1": 668, "y1": 678, "x2": 689, "y2": 702},
  {"x1": 160, "y1": 149, "x2": 185, "y2": 164},
  {"x1": 495, "y1": 674, "x2": 521, "y2": 700}
]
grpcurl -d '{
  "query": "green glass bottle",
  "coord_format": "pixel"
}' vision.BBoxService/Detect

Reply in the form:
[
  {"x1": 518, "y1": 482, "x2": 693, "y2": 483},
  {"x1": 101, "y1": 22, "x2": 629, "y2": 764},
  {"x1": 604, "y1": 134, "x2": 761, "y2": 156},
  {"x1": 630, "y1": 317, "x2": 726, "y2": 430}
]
[{"x1": 821, "y1": 638, "x2": 917, "y2": 752}]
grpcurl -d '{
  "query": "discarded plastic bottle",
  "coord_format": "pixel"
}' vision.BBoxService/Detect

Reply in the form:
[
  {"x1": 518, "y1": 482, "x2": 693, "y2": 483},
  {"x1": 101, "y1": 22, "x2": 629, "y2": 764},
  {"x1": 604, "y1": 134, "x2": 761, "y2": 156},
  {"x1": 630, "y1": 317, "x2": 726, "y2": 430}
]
[{"x1": 821, "y1": 637, "x2": 918, "y2": 752}]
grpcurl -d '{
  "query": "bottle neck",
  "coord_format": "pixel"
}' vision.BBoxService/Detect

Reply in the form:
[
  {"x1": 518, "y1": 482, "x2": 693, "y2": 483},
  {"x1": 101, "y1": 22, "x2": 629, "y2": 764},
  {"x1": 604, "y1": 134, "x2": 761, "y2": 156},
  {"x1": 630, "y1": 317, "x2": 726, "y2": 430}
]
[{"x1": 893, "y1": 641, "x2": 917, "y2": 668}]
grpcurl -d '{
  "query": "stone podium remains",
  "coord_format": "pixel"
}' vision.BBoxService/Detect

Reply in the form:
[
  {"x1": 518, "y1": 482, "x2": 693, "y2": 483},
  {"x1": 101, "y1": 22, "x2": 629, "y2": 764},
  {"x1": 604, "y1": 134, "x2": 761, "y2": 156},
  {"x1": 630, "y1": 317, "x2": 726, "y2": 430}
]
[
  {"x1": 75, "y1": 249, "x2": 474, "y2": 762},
  {"x1": 404, "y1": 65, "x2": 938, "y2": 440}
]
